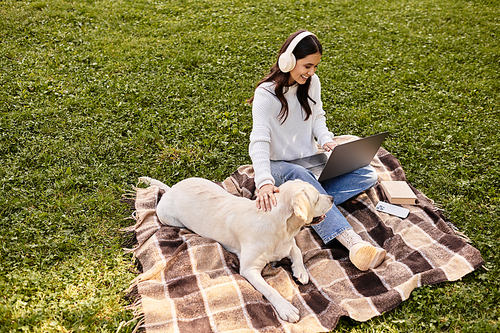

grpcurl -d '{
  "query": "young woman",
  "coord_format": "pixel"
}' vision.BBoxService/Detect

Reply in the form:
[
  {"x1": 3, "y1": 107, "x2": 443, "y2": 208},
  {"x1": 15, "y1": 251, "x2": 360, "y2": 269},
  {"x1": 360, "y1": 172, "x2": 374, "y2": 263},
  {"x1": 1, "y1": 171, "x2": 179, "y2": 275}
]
[{"x1": 248, "y1": 30, "x2": 386, "y2": 271}]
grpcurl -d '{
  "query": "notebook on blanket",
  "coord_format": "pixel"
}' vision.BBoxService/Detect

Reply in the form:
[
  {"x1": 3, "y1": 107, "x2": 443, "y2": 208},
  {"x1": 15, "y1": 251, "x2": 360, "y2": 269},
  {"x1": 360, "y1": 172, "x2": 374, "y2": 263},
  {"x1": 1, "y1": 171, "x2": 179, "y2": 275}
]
[
  {"x1": 123, "y1": 135, "x2": 484, "y2": 333},
  {"x1": 288, "y1": 132, "x2": 388, "y2": 181}
]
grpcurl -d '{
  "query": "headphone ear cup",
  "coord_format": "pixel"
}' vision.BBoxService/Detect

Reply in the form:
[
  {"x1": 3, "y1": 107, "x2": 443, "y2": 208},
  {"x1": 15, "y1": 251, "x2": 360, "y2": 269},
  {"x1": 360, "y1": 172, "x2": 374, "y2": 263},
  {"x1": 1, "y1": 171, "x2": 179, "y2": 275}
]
[{"x1": 278, "y1": 53, "x2": 296, "y2": 73}]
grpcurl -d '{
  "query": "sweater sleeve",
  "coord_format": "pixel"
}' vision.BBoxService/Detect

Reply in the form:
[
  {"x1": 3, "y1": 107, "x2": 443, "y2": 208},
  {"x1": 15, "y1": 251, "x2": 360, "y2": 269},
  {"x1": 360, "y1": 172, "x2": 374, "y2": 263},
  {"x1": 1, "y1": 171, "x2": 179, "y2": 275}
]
[
  {"x1": 311, "y1": 75, "x2": 334, "y2": 147},
  {"x1": 249, "y1": 86, "x2": 275, "y2": 189}
]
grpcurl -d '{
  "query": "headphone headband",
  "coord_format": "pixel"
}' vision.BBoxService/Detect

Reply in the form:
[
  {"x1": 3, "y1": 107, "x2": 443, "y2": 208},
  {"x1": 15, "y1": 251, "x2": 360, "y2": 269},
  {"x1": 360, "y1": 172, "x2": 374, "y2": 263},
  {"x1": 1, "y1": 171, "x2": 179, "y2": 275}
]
[
  {"x1": 278, "y1": 31, "x2": 315, "y2": 73},
  {"x1": 284, "y1": 31, "x2": 314, "y2": 57}
]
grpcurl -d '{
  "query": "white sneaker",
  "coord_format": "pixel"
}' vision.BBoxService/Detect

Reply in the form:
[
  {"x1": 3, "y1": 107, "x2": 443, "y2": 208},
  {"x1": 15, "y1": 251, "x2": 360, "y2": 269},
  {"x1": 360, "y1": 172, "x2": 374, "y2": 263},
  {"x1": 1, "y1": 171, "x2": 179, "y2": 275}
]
[
  {"x1": 349, "y1": 242, "x2": 386, "y2": 271},
  {"x1": 336, "y1": 229, "x2": 386, "y2": 271}
]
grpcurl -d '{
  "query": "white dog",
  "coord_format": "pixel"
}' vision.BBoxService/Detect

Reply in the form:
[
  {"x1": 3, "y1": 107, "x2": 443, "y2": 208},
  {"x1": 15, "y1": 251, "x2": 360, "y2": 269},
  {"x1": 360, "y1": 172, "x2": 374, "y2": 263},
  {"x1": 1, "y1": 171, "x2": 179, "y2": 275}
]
[{"x1": 138, "y1": 177, "x2": 333, "y2": 322}]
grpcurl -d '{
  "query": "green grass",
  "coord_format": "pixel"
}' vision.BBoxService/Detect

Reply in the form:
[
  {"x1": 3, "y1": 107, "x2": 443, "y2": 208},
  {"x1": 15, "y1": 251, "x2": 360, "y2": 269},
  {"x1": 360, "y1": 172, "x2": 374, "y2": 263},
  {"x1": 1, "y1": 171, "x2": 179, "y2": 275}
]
[{"x1": 1, "y1": 0, "x2": 498, "y2": 331}]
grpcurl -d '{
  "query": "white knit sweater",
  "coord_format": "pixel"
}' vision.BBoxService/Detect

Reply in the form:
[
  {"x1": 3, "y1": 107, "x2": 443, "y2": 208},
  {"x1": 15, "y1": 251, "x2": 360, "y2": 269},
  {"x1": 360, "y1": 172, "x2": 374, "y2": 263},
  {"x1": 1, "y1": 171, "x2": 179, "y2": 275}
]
[{"x1": 249, "y1": 74, "x2": 334, "y2": 189}]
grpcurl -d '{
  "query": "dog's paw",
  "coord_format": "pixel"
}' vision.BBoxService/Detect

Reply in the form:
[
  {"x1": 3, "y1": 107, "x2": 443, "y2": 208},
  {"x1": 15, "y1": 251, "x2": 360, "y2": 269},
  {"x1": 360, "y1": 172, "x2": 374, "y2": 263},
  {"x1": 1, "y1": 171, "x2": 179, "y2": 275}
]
[
  {"x1": 275, "y1": 300, "x2": 300, "y2": 323},
  {"x1": 293, "y1": 265, "x2": 309, "y2": 285}
]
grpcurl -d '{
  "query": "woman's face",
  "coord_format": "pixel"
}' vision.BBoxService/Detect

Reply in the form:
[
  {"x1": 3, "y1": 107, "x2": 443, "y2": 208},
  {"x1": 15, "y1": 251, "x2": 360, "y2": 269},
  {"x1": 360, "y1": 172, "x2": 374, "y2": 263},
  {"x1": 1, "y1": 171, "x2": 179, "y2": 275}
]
[{"x1": 288, "y1": 52, "x2": 322, "y2": 85}]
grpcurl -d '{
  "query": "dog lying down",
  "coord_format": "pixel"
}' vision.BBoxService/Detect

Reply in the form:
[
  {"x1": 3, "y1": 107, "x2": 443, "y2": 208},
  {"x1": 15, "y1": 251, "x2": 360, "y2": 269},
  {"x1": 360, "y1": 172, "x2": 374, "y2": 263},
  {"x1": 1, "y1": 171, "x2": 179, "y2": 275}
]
[{"x1": 138, "y1": 177, "x2": 334, "y2": 323}]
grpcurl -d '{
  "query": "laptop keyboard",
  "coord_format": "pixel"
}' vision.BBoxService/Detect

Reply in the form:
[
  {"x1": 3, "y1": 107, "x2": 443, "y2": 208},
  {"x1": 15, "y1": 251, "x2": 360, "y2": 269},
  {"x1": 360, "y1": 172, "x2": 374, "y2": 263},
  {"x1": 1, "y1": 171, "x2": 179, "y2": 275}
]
[{"x1": 309, "y1": 164, "x2": 325, "y2": 177}]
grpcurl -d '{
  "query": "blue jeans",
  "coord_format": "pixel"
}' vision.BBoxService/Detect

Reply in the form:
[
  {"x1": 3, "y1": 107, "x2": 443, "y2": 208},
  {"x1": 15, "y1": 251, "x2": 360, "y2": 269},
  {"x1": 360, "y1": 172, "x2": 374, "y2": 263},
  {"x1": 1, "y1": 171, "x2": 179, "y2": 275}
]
[{"x1": 270, "y1": 161, "x2": 378, "y2": 244}]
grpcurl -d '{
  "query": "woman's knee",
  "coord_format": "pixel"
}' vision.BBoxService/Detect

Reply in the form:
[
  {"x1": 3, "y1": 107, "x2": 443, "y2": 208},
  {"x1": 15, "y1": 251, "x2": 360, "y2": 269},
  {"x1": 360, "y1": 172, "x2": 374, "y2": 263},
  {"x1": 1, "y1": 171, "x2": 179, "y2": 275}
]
[
  {"x1": 286, "y1": 164, "x2": 317, "y2": 182},
  {"x1": 271, "y1": 161, "x2": 314, "y2": 185},
  {"x1": 270, "y1": 161, "x2": 319, "y2": 187},
  {"x1": 360, "y1": 165, "x2": 378, "y2": 189}
]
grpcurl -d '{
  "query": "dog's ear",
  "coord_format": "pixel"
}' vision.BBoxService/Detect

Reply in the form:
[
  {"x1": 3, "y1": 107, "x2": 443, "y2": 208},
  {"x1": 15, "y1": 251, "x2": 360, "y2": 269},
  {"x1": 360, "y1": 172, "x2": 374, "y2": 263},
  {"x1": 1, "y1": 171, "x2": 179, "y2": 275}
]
[{"x1": 293, "y1": 191, "x2": 312, "y2": 222}]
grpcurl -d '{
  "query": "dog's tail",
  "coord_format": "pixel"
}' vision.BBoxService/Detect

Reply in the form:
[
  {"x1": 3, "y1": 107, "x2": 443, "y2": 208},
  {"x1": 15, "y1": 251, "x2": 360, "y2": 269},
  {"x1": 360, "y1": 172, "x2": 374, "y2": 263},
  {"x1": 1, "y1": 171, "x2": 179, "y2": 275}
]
[{"x1": 138, "y1": 177, "x2": 170, "y2": 191}]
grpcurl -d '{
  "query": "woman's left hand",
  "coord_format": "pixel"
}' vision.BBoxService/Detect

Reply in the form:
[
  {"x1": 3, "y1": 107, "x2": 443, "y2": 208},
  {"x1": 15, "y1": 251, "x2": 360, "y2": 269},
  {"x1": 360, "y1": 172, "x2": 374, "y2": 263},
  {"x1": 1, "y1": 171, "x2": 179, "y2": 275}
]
[
  {"x1": 323, "y1": 141, "x2": 337, "y2": 152},
  {"x1": 256, "y1": 184, "x2": 279, "y2": 212}
]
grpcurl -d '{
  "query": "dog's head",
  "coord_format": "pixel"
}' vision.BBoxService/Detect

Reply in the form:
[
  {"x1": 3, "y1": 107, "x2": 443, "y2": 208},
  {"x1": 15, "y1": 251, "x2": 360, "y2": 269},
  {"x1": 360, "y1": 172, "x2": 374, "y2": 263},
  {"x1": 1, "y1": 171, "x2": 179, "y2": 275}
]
[{"x1": 278, "y1": 180, "x2": 334, "y2": 232}]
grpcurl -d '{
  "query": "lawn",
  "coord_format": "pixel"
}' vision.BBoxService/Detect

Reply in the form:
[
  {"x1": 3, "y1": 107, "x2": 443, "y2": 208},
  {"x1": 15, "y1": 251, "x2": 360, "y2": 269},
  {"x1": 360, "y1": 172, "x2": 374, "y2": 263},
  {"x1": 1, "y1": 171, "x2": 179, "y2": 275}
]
[{"x1": 0, "y1": 0, "x2": 498, "y2": 332}]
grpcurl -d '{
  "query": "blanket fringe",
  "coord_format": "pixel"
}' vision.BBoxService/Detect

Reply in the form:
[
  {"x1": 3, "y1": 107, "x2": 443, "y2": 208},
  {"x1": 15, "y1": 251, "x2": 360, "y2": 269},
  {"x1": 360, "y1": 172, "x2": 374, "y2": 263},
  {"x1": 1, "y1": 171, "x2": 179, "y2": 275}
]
[
  {"x1": 126, "y1": 261, "x2": 167, "y2": 293},
  {"x1": 125, "y1": 281, "x2": 146, "y2": 333},
  {"x1": 433, "y1": 204, "x2": 473, "y2": 244},
  {"x1": 132, "y1": 316, "x2": 145, "y2": 333},
  {"x1": 120, "y1": 211, "x2": 138, "y2": 232},
  {"x1": 120, "y1": 282, "x2": 145, "y2": 333},
  {"x1": 122, "y1": 232, "x2": 137, "y2": 249},
  {"x1": 122, "y1": 302, "x2": 145, "y2": 333},
  {"x1": 125, "y1": 297, "x2": 144, "y2": 316},
  {"x1": 121, "y1": 185, "x2": 157, "y2": 333},
  {"x1": 120, "y1": 190, "x2": 137, "y2": 211},
  {"x1": 123, "y1": 237, "x2": 157, "y2": 257},
  {"x1": 445, "y1": 222, "x2": 472, "y2": 243},
  {"x1": 121, "y1": 204, "x2": 162, "y2": 254},
  {"x1": 123, "y1": 246, "x2": 138, "y2": 255},
  {"x1": 122, "y1": 189, "x2": 137, "y2": 199},
  {"x1": 120, "y1": 209, "x2": 156, "y2": 233},
  {"x1": 117, "y1": 315, "x2": 144, "y2": 333},
  {"x1": 420, "y1": 190, "x2": 473, "y2": 244}
]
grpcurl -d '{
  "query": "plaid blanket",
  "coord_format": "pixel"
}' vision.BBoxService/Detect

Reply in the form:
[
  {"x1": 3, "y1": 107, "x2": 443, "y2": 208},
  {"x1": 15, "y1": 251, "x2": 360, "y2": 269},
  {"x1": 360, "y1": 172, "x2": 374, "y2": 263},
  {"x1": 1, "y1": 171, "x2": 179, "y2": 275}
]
[{"x1": 124, "y1": 137, "x2": 484, "y2": 333}]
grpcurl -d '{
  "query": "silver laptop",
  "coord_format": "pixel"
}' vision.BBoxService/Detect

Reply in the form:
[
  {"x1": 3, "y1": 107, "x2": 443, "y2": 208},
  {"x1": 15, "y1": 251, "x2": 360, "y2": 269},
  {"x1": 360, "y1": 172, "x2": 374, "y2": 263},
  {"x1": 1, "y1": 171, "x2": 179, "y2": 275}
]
[{"x1": 288, "y1": 132, "x2": 388, "y2": 182}]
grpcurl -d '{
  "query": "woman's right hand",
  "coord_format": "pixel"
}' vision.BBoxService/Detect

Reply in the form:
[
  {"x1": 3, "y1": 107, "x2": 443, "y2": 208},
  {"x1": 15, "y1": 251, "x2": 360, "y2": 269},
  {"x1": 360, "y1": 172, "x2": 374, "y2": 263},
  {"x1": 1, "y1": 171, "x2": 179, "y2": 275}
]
[{"x1": 256, "y1": 184, "x2": 279, "y2": 212}]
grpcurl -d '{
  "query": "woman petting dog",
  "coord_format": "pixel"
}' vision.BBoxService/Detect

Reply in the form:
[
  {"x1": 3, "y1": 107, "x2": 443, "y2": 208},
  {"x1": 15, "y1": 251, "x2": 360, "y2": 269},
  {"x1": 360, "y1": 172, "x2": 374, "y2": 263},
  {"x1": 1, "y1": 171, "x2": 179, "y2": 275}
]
[{"x1": 248, "y1": 30, "x2": 386, "y2": 271}]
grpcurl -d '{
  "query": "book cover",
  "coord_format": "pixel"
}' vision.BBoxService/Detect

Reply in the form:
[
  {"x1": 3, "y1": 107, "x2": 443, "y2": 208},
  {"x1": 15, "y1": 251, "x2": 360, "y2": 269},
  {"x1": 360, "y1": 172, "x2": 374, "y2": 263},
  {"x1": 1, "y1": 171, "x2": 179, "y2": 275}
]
[{"x1": 380, "y1": 181, "x2": 417, "y2": 205}]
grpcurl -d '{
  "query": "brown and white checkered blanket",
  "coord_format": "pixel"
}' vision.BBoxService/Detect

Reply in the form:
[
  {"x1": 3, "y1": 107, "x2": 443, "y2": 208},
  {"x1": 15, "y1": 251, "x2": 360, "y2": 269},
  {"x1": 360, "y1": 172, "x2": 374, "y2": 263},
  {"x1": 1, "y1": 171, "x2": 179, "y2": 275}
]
[{"x1": 124, "y1": 137, "x2": 484, "y2": 333}]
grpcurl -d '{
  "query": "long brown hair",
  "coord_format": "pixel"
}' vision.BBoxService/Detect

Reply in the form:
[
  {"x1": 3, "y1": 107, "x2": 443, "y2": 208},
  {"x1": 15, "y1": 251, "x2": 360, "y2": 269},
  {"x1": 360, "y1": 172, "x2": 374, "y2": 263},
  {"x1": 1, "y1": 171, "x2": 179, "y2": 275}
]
[{"x1": 248, "y1": 30, "x2": 323, "y2": 124}]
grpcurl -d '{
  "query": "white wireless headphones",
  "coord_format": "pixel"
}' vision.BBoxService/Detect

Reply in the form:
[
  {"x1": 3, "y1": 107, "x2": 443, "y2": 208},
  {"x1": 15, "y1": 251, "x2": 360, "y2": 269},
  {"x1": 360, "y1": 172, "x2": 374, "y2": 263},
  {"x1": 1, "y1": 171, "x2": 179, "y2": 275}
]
[{"x1": 278, "y1": 31, "x2": 315, "y2": 73}]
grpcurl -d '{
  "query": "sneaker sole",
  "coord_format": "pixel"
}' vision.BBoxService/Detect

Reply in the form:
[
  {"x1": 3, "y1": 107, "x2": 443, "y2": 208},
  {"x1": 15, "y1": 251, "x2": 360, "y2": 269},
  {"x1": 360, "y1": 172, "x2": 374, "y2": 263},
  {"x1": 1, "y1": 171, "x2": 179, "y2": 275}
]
[{"x1": 350, "y1": 244, "x2": 386, "y2": 271}]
